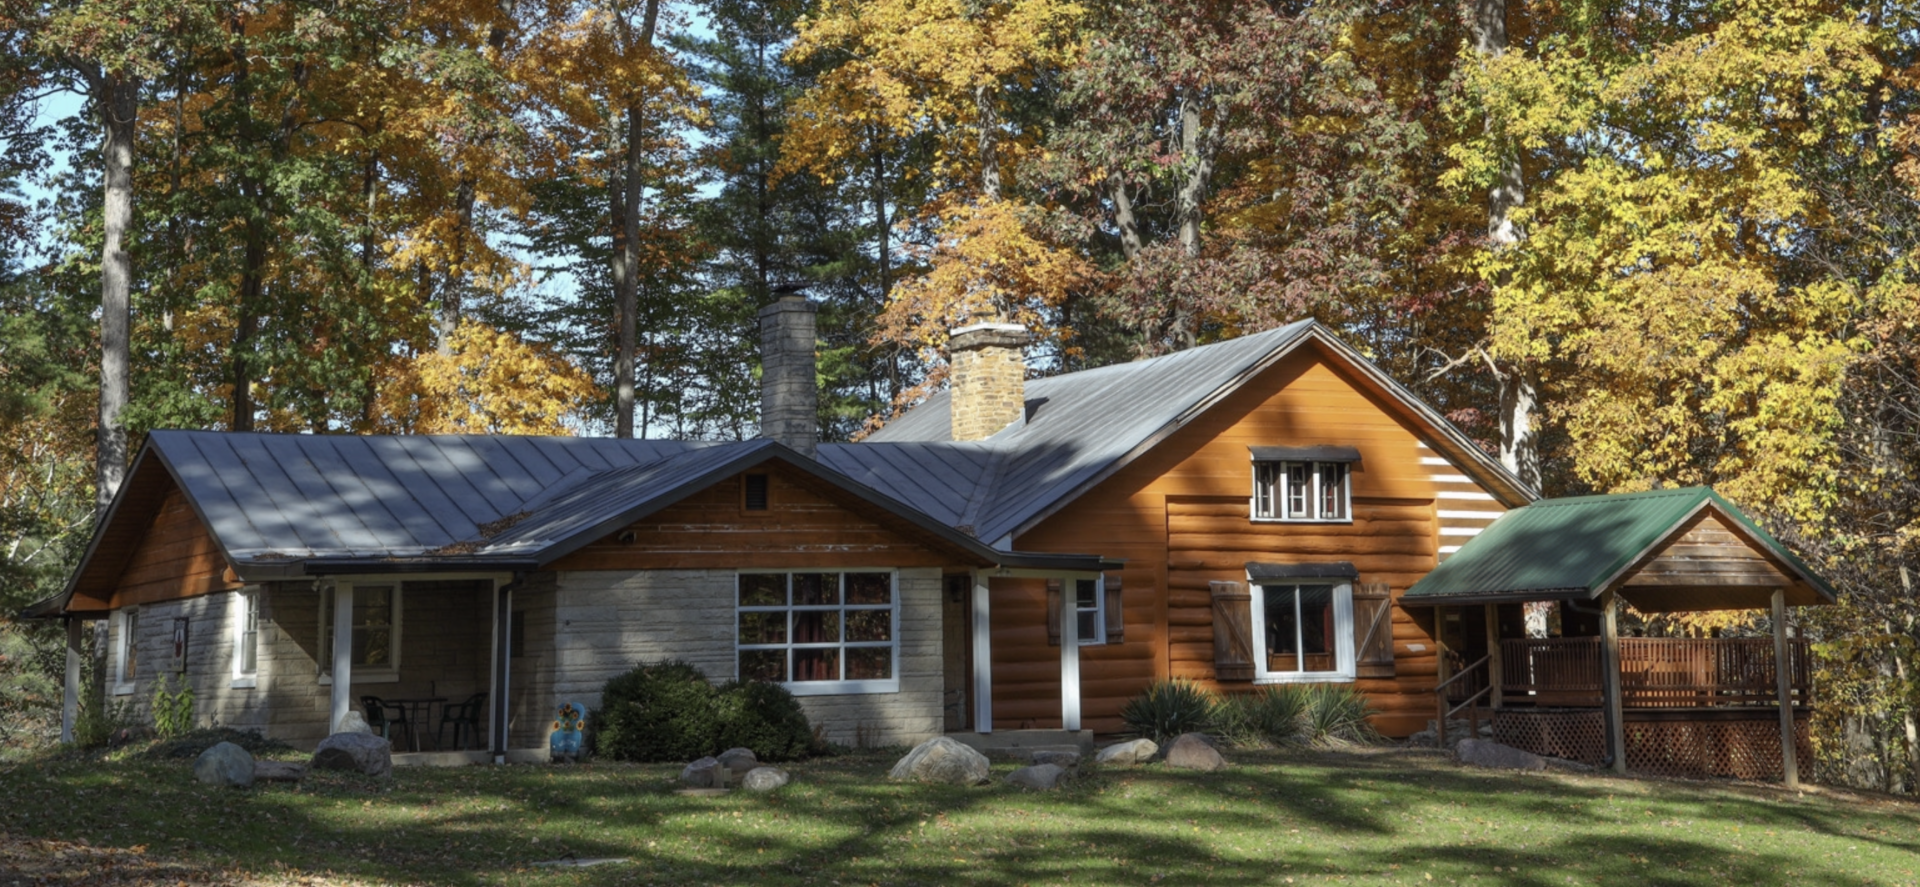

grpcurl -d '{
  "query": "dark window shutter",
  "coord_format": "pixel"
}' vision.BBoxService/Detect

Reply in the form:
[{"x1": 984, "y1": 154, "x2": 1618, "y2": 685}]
[
  {"x1": 1354, "y1": 581, "x2": 1395, "y2": 678},
  {"x1": 1046, "y1": 579, "x2": 1062, "y2": 646},
  {"x1": 1210, "y1": 580, "x2": 1254, "y2": 681},
  {"x1": 1103, "y1": 573, "x2": 1124, "y2": 644}
]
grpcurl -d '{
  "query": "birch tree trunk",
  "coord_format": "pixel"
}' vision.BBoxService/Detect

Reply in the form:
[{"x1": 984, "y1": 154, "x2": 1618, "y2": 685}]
[{"x1": 95, "y1": 71, "x2": 136, "y2": 514}]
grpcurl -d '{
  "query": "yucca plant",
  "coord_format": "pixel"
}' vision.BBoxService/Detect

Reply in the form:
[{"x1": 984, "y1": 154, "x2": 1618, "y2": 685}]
[
  {"x1": 1244, "y1": 685, "x2": 1313, "y2": 745},
  {"x1": 1119, "y1": 679, "x2": 1220, "y2": 744},
  {"x1": 1298, "y1": 684, "x2": 1381, "y2": 746}
]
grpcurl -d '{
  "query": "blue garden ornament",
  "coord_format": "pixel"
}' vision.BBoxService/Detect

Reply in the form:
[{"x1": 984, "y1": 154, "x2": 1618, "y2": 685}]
[{"x1": 550, "y1": 701, "x2": 585, "y2": 759}]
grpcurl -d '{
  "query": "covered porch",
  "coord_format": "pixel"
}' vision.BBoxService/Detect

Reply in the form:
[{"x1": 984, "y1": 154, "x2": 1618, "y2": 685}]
[{"x1": 1405, "y1": 488, "x2": 1835, "y2": 784}]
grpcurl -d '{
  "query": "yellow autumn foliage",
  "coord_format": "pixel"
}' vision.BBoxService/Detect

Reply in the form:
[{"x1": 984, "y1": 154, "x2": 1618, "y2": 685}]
[{"x1": 374, "y1": 321, "x2": 598, "y2": 435}]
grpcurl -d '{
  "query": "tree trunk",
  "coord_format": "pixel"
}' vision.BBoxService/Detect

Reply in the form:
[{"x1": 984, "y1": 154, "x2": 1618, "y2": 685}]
[
  {"x1": 95, "y1": 72, "x2": 136, "y2": 515},
  {"x1": 1109, "y1": 175, "x2": 1143, "y2": 261},
  {"x1": 439, "y1": 174, "x2": 476, "y2": 356},
  {"x1": 612, "y1": 0, "x2": 661, "y2": 439},
  {"x1": 1469, "y1": 0, "x2": 1539, "y2": 489},
  {"x1": 975, "y1": 84, "x2": 1000, "y2": 203}
]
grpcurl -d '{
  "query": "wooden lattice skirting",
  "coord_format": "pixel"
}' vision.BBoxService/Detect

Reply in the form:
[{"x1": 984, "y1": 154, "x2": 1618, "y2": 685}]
[{"x1": 1494, "y1": 708, "x2": 1811, "y2": 781}]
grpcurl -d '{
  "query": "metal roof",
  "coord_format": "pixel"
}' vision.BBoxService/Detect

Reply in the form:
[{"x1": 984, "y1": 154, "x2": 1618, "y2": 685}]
[
  {"x1": 864, "y1": 320, "x2": 1534, "y2": 542},
  {"x1": 1401, "y1": 487, "x2": 1835, "y2": 607}
]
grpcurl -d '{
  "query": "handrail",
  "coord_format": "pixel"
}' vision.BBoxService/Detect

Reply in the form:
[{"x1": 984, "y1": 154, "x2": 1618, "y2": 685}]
[
  {"x1": 1445, "y1": 686, "x2": 1491, "y2": 721},
  {"x1": 1434, "y1": 655, "x2": 1490, "y2": 694},
  {"x1": 1434, "y1": 655, "x2": 1492, "y2": 747}
]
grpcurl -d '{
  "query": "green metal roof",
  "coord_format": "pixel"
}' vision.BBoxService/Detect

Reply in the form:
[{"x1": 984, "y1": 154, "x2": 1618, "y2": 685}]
[{"x1": 1403, "y1": 487, "x2": 1834, "y2": 606}]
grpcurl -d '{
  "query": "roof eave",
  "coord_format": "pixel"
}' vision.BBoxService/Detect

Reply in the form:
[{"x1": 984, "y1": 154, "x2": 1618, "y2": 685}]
[{"x1": 1398, "y1": 587, "x2": 1599, "y2": 607}]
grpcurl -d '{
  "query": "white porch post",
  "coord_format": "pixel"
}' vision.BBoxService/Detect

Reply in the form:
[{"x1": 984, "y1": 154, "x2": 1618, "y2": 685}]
[
  {"x1": 972, "y1": 572, "x2": 993, "y2": 734},
  {"x1": 61, "y1": 618, "x2": 81, "y2": 743},
  {"x1": 329, "y1": 581, "x2": 354, "y2": 733},
  {"x1": 1061, "y1": 577, "x2": 1081, "y2": 732},
  {"x1": 1772, "y1": 588, "x2": 1800, "y2": 789},
  {"x1": 489, "y1": 578, "x2": 513, "y2": 762}
]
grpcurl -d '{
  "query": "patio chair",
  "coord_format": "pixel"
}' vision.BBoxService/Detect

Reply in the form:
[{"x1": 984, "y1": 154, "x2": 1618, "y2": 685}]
[
  {"x1": 360, "y1": 695, "x2": 410, "y2": 744},
  {"x1": 438, "y1": 692, "x2": 487, "y2": 750}
]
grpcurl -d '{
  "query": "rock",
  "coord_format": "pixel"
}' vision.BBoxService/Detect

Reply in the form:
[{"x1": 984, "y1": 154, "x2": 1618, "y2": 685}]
[
  {"x1": 888, "y1": 736, "x2": 991, "y2": 785},
  {"x1": 717, "y1": 747, "x2": 759, "y2": 777},
  {"x1": 1094, "y1": 738, "x2": 1159, "y2": 766},
  {"x1": 681, "y1": 756, "x2": 728, "y2": 788},
  {"x1": 1006, "y1": 763, "x2": 1066, "y2": 790},
  {"x1": 1456, "y1": 739, "x2": 1546, "y2": 772},
  {"x1": 742, "y1": 767, "x2": 790, "y2": 792},
  {"x1": 1030, "y1": 750, "x2": 1080, "y2": 769},
  {"x1": 311, "y1": 732, "x2": 393, "y2": 779},
  {"x1": 193, "y1": 742, "x2": 255, "y2": 787},
  {"x1": 333, "y1": 711, "x2": 373, "y2": 735},
  {"x1": 1163, "y1": 733, "x2": 1227, "y2": 772},
  {"x1": 253, "y1": 761, "x2": 307, "y2": 783}
]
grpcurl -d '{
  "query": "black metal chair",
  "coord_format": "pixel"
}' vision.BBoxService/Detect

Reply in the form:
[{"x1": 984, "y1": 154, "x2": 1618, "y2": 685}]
[
  {"x1": 360, "y1": 695, "x2": 411, "y2": 745},
  {"x1": 437, "y1": 692, "x2": 487, "y2": 750}
]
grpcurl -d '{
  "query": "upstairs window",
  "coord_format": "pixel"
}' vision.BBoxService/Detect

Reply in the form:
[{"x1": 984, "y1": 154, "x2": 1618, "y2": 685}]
[{"x1": 1252, "y1": 461, "x2": 1349, "y2": 521}]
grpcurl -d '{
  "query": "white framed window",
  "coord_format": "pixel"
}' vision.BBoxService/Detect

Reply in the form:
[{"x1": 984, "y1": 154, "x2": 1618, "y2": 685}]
[
  {"x1": 231, "y1": 589, "x2": 259, "y2": 689},
  {"x1": 1073, "y1": 577, "x2": 1105, "y2": 645},
  {"x1": 1250, "y1": 579, "x2": 1356, "y2": 682},
  {"x1": 736, "y1": 570, "x2": 899, "y2": 696},
  {"x1": 1252, "y1": 460, "x2": 1350, "y2": 522},
  {"x1": 112, "y1": 608, "x2": 140, "y2": 695},
  {"x1": 318, "y1": 584, "x2": 402, "y2": 684}
]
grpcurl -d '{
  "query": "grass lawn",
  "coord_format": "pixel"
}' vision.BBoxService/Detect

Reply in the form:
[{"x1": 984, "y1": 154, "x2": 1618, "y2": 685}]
[{"x1": 3, "y1": 746, "x2": 1918, "y2": 886}]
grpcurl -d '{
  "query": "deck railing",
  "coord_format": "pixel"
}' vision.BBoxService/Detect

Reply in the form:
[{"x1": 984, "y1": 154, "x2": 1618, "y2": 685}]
[{"x1": 1500, "y1": 637, "x2": 1811, "y2": 708}]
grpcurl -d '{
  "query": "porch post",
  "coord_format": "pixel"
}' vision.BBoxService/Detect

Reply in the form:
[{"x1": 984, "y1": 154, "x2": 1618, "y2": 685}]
[
  {"x1": 1772, "y1": 588, "x2": 1800, "y2": 789},
  {"x1": 972, "y1": 572, "x2": 993, "y2": 733},
  {"x1": 1600, "y1": 588, "x2": 1626, "y2": 773},
  {"x1": 490, "y1": 578, "x2": 513, "y2": 762},
  {"x1": 61, "y1": 618, "x2": 81, "y2": 744},
  {"x1": 329, "y1": 581, "x2": 354, "y2": 733},
  {"x1": 1061, "y1": 576, "x2": 1081, "y2": 732},
  {"x1": 1485, "y1": 604, "x2": 1504, "y2": 710}
]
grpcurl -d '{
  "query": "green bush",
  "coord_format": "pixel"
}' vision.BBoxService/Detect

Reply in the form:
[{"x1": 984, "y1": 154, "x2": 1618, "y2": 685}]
[
  {"x1": 589, "y1": 660, "x2": 722, "y2": 762},
  {"x1": 73, "y1": 692, "x2": 138, "y2": 750},
  {"x1": 714, "y1": 680, "x2": 813, "y2": 762},
  {"x1": 1119, "y1": 679, "x2": 1219, "y2": 744},
  {"x1": 1298, "y1": 684, "x2": 1381, "y2": 746},
  {"x1": 150, "y1": 675, "x2": 195, "y2": 740},
  {"x1": 1217, "y1": 686, "x2": 1312, "y2": 747}
]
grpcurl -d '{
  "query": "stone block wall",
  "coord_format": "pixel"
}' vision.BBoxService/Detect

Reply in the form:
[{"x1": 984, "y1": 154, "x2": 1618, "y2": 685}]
[{"x1": 949, "y1": 323, "x2": 1028, "y2": 441}]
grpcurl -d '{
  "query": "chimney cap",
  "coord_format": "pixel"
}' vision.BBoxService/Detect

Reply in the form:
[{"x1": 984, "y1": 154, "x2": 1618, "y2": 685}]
[{"x1": 950, "y1": 322, "x2": 1028, "y2": 352}]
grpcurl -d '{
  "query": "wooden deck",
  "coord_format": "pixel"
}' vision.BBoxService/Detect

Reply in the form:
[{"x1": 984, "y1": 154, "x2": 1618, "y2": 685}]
[{"x1": 1494, "y1": 637, "x2": 1811, "y2": 709}]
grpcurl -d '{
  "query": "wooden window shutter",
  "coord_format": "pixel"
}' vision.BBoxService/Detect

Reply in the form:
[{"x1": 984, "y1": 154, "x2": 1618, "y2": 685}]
[
  {"x1": 1353, "y1": 581, "x2": 1395, "y2": 679},
  {"x1": 1210, "y1": 580, "x2": 1254, "y2": 681},
  {"x1": 1046, "y1": 580, "x2": 1062, "y2": 646},
  {"x1": 1103, "y1": 574, "x2": 1124, "y2": 644}
]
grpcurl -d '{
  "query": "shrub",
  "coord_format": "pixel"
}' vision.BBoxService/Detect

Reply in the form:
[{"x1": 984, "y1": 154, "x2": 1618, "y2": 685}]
[
  {"x1": 150, "y1": 675, "x2": 195, "y2": 740},
  {"x1": 1217, "y1": 686, "x2": 1312, "y2": 747},
  {"x1": 1298, "y1": 684, "x2": 1381, "y2": 746},
  {"x1": 713, "y1": 680, "x2": 813, "y2": 762},
  {"x1": 1120, "y1": 680, "x2": 1219, "y2": 744},
  {"x1": 73, "y1": 693, "x2": 138, "y2": 750},
  {"x1": 590, "y1": 660, "x2": 721, "y2": 762}
]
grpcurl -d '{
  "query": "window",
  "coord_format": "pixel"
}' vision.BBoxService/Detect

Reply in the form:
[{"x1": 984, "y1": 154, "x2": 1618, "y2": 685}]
[
  {"x1": 1252, "y1": 461, "x2": 1349, "y2": 521},
  {"x1": 112, "y1": 608, "x2": 140, "y2": 695},
  {"x1": 737, "y1": 571, "x2": 898, "y2": 695},
  {"x1": 1073, "y1": 578, "x2": 1104, "y2": 645},
  {"x1": 319, "y1": 584, "x2": 401, "y2": 683},
  {"x1": 232, "y1": 590, "x2": 259, "y2": 688},
  {"x1": 743, "y1": 473, "x2": 770, "y2": 510},
  {"x1": 1250, "y1": 581, "x2": 1355, "y2": 682}
]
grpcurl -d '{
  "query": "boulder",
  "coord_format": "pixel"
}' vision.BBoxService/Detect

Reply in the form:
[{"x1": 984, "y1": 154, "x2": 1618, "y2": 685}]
[
  {"x1": 1163, "y1": 733, "x2": 1227, "y2": 772},
  {"x1": 888, "y1": 736, "x2": 991, "y2": 785},
  {"x1": 1029, "y1": 750, "x2": 1080, "y2": 769},
  {"x1": 332, "y1": 711, "x2": 374, "y2": 735},
  {"x1": 1094, "y1": 738, "x2": 1159, "y2": 766},
  {"x1": 193, "y1": 742, "x2": 255, "y2": 788},
  {"x1": 311, "y1": 732, "x2": 393, "y2": 779},
  {"x1": 681, "y1": 756, "x2": 728, "y2": 788},
  {"x1": 253, "y1": 761, "x2": 307, "y2": 783},
  {"x1": 1005, "y1": 763, "x2": 1066, "y2": 790},
  {"x1": 717, "y1": 747, "x2": 759, "y2": 777},
  {"x1": 1456, "y1": 739, "x2": 1546, "y2": 772},
  {"x1": 742, "y1": 767, "x2": 790, "y2": 793}
]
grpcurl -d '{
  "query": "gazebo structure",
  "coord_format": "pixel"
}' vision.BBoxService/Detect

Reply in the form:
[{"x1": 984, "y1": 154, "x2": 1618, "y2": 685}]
[{"x1": 1401, "y1": 487, "x2": 1835, "y2": 785}]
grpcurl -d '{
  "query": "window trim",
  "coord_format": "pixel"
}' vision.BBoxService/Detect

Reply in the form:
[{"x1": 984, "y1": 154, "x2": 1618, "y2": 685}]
[
  {"x1": 231, "y1": 589, "x2": 259, "y2": 689},
  {"x1": 317, "y1": 582, "x2": 403, "y2": 686},
  {"x1": 735, "y1": 569, "x2": 901, "y2": 696},
  {"x1": 112, "y1": 607, "x2": 140, "y2": 696},
  {"x1": 1248, "y1": 576, "x2": 1357, "y2": 684},
  {"x1": 1251, "y1": 459, "x2": 1352, "y2": 523},
  {"x1": 1073, "y1": 576, "x2": 1106, "y2": 646}
]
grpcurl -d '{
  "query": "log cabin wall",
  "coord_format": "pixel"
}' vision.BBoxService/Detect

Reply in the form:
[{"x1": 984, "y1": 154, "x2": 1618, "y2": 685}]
[
  {"x1": 1012, "y1": 344, "x2": 1511, "y2": 736},
  {"x1": 105, "y1": 486, "x2": 241, "y2": 610}
]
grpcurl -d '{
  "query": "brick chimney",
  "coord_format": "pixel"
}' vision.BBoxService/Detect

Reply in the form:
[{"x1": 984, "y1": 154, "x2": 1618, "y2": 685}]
[
  {"x1": 948, "y1": 319, "x2": 1028, "y2": 441},
  {"x1": 758, "y1": 295, "x2": 818, "y2": 457}
]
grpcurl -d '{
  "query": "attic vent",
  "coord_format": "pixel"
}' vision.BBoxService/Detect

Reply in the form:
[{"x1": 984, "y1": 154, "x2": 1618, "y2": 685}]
[{"x1": 744, "y1": 473, "x2": 770, "y2": 511}]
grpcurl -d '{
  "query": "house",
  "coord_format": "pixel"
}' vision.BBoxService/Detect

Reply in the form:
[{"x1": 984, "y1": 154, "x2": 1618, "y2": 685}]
[{"x1": 36, "y1": 298, "x2": 1832, "y2": 779}]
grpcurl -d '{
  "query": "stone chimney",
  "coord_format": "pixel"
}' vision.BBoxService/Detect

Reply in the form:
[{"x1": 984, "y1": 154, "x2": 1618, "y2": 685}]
[
  {"x1": 758, "y1": 294, "x2": 818, "y2": 457},
  {"x1": 948, "y1": 319, "x2": 1029, "y2": 441}
]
